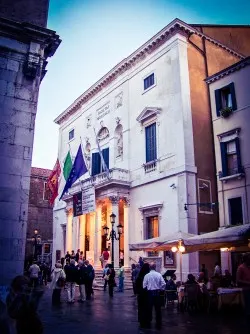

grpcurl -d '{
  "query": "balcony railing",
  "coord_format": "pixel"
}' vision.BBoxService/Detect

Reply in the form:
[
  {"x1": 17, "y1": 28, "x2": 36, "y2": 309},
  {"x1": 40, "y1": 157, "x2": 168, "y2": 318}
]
[
  {"x1": 91, "y1": 168, "x2": 130, "y2": 187},
  {"x1": 143, "y1": 160, "x2": 157, "y2": 173}
]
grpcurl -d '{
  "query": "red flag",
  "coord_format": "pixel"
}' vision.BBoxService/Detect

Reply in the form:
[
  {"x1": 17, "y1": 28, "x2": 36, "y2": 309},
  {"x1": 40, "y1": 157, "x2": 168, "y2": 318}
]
[{"x1": 48, "y1": 159, "x2": 61, "y2": 205}]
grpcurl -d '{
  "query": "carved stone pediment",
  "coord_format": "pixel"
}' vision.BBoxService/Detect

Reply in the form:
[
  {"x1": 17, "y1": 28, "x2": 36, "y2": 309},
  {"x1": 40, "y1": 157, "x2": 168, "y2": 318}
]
[{"x1": 136, "y1": 107, "x2": 161, "y2": 124}]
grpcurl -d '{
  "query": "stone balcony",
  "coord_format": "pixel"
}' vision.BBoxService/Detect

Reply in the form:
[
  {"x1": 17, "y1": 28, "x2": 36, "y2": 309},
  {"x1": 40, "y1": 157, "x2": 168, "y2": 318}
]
[
  {"x1": 91, "y1": 168, "x2": 130, "y2": 189},
  {"x1": 63, "y1": 168, "x2": 130, "y2": 199}
]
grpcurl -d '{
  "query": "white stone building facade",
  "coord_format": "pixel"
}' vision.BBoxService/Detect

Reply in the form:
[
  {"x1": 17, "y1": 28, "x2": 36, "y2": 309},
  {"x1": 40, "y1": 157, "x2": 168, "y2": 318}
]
[{"x1": 53, "y1": 25, "x2": 199, "y2": 277}]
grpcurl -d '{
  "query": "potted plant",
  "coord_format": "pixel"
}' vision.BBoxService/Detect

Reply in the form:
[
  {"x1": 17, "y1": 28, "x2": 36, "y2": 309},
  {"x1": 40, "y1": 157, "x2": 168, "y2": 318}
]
[{"x1": 220, "y1": 107, "x2": 232, "y2": 118}]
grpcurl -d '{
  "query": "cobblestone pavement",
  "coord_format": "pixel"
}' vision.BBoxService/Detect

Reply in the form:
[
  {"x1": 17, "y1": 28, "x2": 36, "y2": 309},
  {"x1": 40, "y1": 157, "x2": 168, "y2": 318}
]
[{"x1": 38, "y1": 286, "x2": 248, "y2": 334}]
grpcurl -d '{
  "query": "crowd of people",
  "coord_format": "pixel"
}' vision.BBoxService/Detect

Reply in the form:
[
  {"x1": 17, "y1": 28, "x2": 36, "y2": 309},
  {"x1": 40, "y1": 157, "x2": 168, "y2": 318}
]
[{"x1": 2, "y1": 252, "x2": 250, "y2": 333}]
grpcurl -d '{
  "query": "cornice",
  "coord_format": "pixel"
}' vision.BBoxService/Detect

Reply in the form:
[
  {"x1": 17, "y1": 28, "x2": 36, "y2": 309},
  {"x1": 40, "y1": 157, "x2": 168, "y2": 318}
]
[
  {"x1": 0, "y1": 16, "x2": 61, "y2": 58},
  {"x1": 54, "y1": 18, "x2": 245, "y2": 126},
  {"x1": 205, "y1": 56, "x2": 250, "y2": 84}
]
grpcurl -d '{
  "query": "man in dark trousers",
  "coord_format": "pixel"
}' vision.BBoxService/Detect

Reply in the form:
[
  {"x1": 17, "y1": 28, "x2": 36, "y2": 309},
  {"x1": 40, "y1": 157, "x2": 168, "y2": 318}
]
[
  {"x1": 143, "y1": 262, "x2": 166, "y2": 330},
  {"x1": 84, "y1": 260, "x2": 95, "y2": 300},
  {"x1": 64, "y1": 259, "x2": 78, "y2": 303}
]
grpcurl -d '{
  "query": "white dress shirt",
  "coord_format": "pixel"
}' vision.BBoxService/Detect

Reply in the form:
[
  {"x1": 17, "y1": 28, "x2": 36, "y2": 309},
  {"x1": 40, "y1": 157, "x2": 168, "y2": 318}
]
[{"x1": 143, "y1": 270, "x2": 166, "y2": 291}]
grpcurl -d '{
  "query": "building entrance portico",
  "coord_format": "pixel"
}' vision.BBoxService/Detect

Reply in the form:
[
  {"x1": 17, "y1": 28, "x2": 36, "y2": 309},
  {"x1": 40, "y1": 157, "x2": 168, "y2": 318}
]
[{"x1": 64, "y1": 191, "x2": 129, "y2": 269}]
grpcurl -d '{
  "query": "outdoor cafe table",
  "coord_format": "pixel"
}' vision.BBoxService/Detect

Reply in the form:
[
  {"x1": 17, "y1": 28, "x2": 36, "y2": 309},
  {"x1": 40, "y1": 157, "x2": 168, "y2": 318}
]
[{"x1": 217, "y1": 287, "x2": 243, "y2": 310}]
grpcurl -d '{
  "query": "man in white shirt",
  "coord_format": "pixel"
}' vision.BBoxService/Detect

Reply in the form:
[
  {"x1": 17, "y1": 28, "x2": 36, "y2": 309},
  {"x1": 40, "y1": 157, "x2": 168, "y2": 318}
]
[
  {"x1": 143, "y1": 262, "x2": 166, "y2": 330},
  {"x1": 29, "y1": 261, "x2": 40, "y2": 288}
]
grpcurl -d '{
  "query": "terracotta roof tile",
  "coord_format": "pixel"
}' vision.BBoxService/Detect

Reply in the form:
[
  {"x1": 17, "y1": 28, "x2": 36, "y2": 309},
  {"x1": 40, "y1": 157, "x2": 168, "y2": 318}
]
[{"x1": 31, "y1": 167, "x2": 52, "y2": 178}]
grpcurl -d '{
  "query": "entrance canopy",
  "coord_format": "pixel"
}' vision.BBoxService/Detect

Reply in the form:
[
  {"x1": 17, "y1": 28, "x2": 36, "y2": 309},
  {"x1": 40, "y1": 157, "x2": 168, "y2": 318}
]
[{"x1": 129, "y1": 231, "x2": 195, "y2": 251}]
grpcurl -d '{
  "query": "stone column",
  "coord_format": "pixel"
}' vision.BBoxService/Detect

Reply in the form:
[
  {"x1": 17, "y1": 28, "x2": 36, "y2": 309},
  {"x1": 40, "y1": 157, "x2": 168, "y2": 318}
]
[
  {"x1": 88, "y1": 212, "x2": 95, "y2": 265},
  {"x1": 94, "y1": 202, "x2": 102, "y2": 268},
  {"x1": 109, "y1": 196, "x2": 120, "y2": 269},
  {"x1": 123, "y1": 198, "x2": 130, "y2": 268},
  {"x1": 79, "y1": 215, "x2": 86, "y2": 253},
  {"x1": 0, "y1": 16, "x2": 60, "y2": 285},
  {"x1": 66, "y1": 208, "x2": 73, "y2": 253}
]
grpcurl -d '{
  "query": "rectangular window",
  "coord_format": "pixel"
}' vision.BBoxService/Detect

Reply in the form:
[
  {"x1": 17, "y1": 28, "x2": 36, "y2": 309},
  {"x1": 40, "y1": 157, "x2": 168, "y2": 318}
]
[
  {"x1": 145, "y1": 123, "x2": 157, "y2": 162},
  {"x1": 220, "y1": 137, "x2": 242, "y2": 177},
  {"x1": 91, "y1": 148, "x2": 109, "y2": 176},
  {"x1": 144, "y1": 73, "x2": 155, "y2": 91},
  {"x1": 146, "y1": 216, "x2": 159, "y2": 257},
  {"x1": 229, "y1": 197, "x2": 243, "y2": 225},
  {"x1": 69, "y1": 129, "x2": 74, "y2": 141},
  {"x1": 214, "y1": 82, "x2": 237, "y2": 116},
  {"x1": 43, "y1": 182, "x2": 50, "y2": 201},
  {"x1": 44, "y1": 243, "x2": 51, "y2": 254}
]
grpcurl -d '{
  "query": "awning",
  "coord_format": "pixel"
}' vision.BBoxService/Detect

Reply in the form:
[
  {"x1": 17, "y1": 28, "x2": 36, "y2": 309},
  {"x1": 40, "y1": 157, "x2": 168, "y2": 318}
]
[
  {"x1": 182, "y1": 224, "x2": 250, "y2": 252},
  {"x1": 129, "y1": 231, "x2": 196, "y2": 251}
]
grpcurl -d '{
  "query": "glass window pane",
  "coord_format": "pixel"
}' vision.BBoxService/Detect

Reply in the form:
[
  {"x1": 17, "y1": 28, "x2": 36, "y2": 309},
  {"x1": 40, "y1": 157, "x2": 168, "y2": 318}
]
[{"x1": 227, "y1": 141, "x2": 236, "y2": 153}]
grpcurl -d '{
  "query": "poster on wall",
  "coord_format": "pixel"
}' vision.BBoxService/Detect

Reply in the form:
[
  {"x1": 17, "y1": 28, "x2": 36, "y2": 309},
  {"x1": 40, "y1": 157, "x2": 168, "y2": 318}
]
[
  {"x1": 73, "y1": 192, "x2": 83, "y2": 217},
  {"x1": 164, "y1": 251, "x2": 175, "y2": 267},
  {"x1": 82, "y1": 185, "x2": 96, "y2": 215},
  {"x1": 73, "y1": 186, "x2": 96, "y2": 217}
]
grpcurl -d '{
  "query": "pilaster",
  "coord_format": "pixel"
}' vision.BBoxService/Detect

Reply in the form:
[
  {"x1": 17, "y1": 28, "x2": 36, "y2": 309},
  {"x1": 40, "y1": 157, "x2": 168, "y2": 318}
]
[
  {"x1": 79, "y1": 215, "x2": 86, "y2": 254},
  {"x1": 123, "y1": 197, "x2": 130, "y2": 268},
  {"x1": 65, "y1": 208, "x2": 73, "y2": 253},
  {"x1": 94, "y1": 201, "x2": 102, "y2": 268},
  {"x1": 109, "y1": 196, "x2": 120, "y2": 268}
]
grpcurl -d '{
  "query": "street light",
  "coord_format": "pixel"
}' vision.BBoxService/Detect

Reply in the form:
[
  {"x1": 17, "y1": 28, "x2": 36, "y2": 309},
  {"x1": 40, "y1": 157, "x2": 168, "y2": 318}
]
[
  {"x1": 171, "y1": 240, "x2": 186, "y2": 283},
  {"x1": 32, "y1": 229, "x2": 42, "y2": 261},
  {"x1": 102, "y1": 213, "x2": 123, "y2": 267}
]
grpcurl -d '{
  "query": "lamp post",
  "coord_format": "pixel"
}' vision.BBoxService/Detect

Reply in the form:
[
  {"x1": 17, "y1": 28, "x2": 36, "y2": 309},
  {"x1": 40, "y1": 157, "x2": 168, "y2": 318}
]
[
  {"x1": 32, "y1": 229, "x2": 42, "y2": 261},
  {"x1": 103, "y1": 213, "x2": 123, "y2": 267},
  {"x1": 171, "y1": 240, "x2": 186, "y2": 283}
]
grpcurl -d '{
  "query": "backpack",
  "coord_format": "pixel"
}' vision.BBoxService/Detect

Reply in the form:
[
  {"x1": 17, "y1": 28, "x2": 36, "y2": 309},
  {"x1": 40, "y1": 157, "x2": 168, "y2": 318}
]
[{"x1": 56, "y1": 271, "x2": 65, "y2": 288}]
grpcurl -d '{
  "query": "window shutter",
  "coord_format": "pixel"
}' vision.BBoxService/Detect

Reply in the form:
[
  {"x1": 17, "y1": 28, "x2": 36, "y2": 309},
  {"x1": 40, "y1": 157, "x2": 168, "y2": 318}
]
[
  {"x1": 145, "y1": 126, "x2": 150, "y2": 162},
  {"x1": 102, "y1": 148, "x2": 109, "y2": 171},
  {"x1": 229, "y1": 82, "x2": 237, "y2": 111},
  {"x1": 220, "y1": 142, "x2": 228, "y2": 177},
  {"x1": 145, "y1": 123, "x2": 157, "y2": 162},
  {"x1": 235, "y1": 137, "x2": 242, "y2": 173},
  {"x1": 215, "y1": 89, "x2": 222, "y2": 116},
  {"x1": 91, "y1": 152, "x2": 101, "y2": 176},
  {"x1": 152, "y1": 123, "x2": 157, "y2": 160}
]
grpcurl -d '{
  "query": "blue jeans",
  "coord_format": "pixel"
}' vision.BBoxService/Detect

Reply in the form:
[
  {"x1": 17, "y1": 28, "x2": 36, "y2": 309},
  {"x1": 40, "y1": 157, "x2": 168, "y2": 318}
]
[{"x1": 118, "y1": 277, "x2": 124, "y2": 292}]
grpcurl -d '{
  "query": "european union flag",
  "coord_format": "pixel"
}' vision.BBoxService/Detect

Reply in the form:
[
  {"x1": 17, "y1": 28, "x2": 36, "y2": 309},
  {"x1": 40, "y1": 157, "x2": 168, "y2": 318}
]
[{"x1": 59, "y1": 145, "x2": 88, "y2": 200}]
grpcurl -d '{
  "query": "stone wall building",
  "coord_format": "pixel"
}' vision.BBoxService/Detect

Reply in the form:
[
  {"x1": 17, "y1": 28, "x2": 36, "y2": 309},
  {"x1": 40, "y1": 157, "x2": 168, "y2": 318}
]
[
  {"x1": 25, "y1": 167, "x2": 53, "y2": 266},
  {"x1": 0, "y1": 0, "x2": 60, "y2": 285},
  {"x1": 53, "y1": 19, "x2": 250, "y2": 278},
  {"x1": 206, "y1": 57, "x2": 250, "y2": 275}
]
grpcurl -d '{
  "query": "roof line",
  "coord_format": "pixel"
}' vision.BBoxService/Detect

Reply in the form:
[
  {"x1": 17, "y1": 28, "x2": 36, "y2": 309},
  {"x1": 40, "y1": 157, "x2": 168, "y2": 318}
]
[
  {"x1": 190, "y1": 23, "x2": 250, "y2": 28},
  {"x1": 54, "y1": 18, "x2": 245, "y2": 125},
  {"x1": 205, "y1": 56, "x2": 250, "y2": 84}
]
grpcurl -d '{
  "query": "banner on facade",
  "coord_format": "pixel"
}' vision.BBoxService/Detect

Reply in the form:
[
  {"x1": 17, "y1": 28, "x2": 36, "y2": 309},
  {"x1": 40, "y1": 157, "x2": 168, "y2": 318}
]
[{"x1": 73, "y1": 186, "x2": 96, "y2": 217}]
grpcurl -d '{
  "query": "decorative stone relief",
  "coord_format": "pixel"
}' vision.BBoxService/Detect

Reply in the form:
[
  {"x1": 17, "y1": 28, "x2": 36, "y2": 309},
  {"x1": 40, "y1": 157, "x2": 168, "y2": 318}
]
[
  {"x1": 97, "y1": 126, "x2": 109, "y2": 140},
  {"x1": 109, "y1": 195, "x2": 120, "y2": 205},
  {"x1": 84, "y1": 138, "x2": 91, "y2": 169},
  {"x1": 115, "y1": 92, "x2": 123, "y2": 109},
  {"x1": 86, "y1": 115, "x2": 92, "y2": 128},
  {"x1": 115, "y1": 124, "x2": 123, "y2": 159},
  {"x1": 122, "y1": 197, "x2": 130, "y2": 207}
]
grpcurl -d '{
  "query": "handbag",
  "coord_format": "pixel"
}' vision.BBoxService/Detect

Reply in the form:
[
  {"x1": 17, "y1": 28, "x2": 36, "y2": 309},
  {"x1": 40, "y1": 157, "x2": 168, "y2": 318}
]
[
  {"x1": 104, "y1": 274, "x2": 109, "y2": 281},
  {"x1": 56, "y1": 271, "x2": 65, "y2": 288}
]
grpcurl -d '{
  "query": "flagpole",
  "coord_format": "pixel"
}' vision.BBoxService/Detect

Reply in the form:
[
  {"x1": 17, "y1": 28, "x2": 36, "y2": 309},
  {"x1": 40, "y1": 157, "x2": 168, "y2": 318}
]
[{"x1": 68, "y1": 142, "x2": 73, "y2": 161}]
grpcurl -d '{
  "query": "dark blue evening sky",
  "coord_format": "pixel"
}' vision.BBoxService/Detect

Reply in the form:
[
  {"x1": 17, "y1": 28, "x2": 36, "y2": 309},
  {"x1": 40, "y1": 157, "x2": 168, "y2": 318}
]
[{"x1": 32, "y1": 0, "x2": 250, "y2": 169}]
